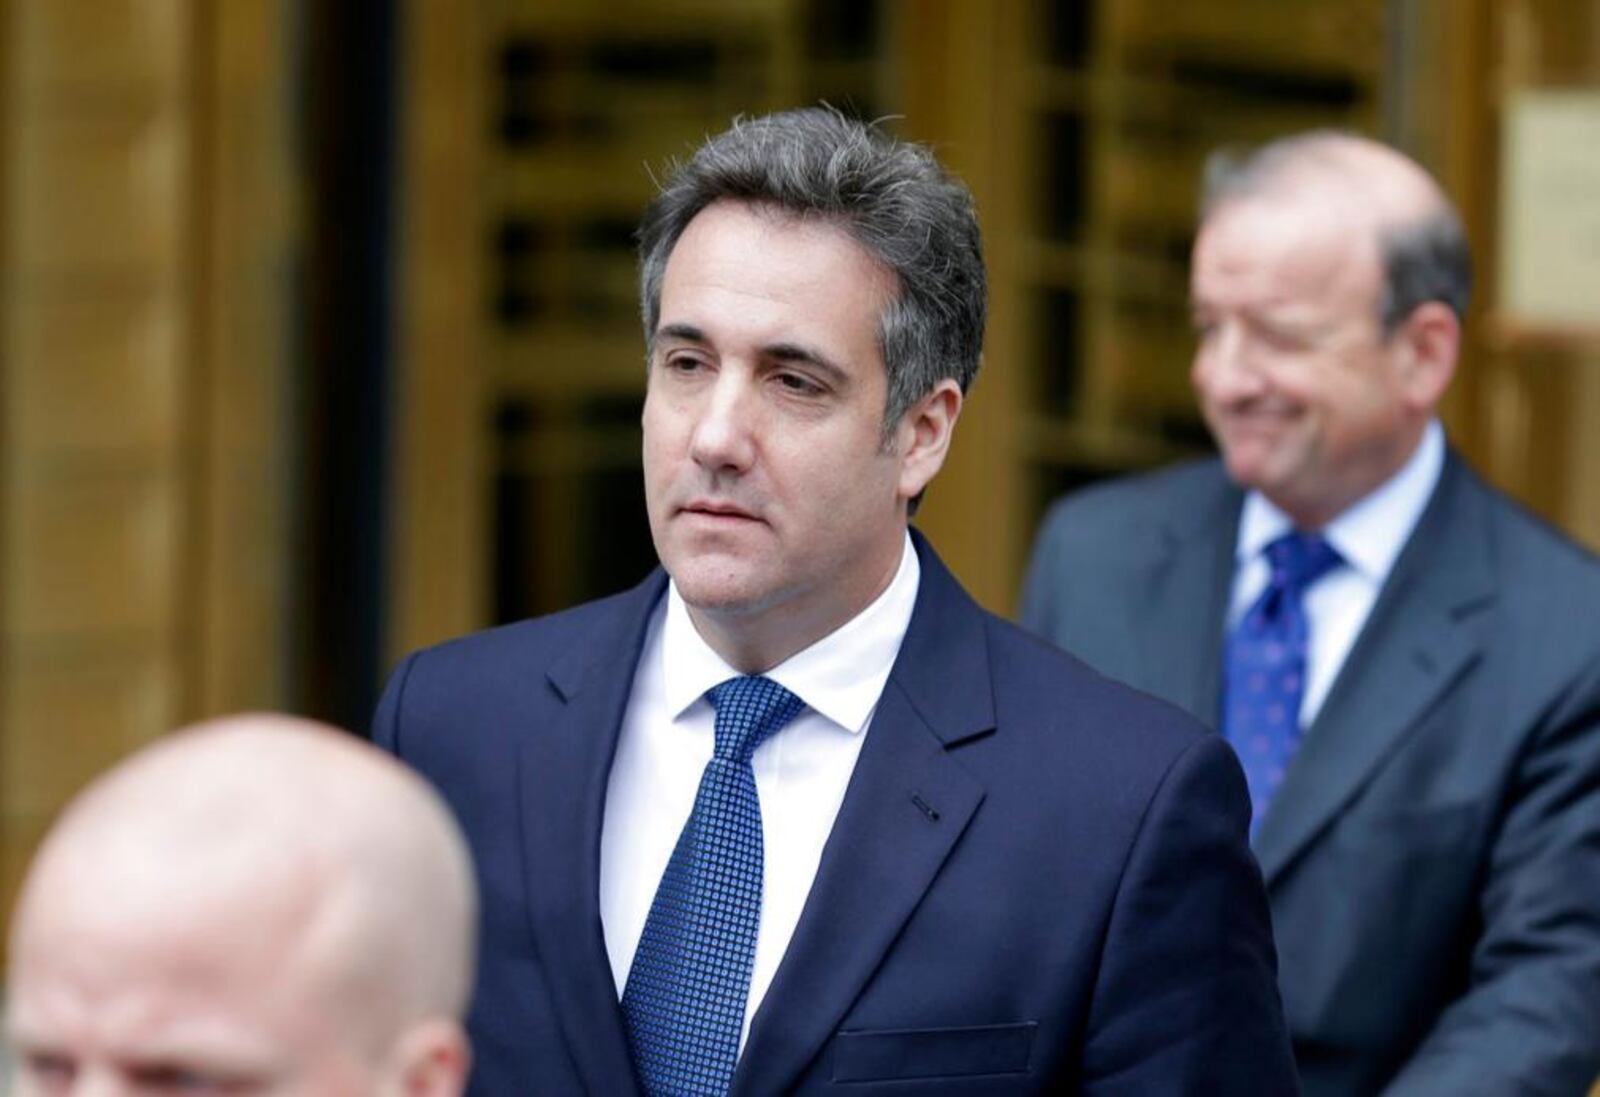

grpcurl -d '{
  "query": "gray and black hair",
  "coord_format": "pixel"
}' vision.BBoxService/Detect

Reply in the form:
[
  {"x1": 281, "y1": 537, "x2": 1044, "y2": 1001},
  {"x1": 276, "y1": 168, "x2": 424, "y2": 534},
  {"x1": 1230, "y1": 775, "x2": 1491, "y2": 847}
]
[
  {"x1": 1201, "y1": 130, "x2": 1472, "y2": 337},
  {"x1": 637, "y1": 107, "x2": 987, "y2": 437}
]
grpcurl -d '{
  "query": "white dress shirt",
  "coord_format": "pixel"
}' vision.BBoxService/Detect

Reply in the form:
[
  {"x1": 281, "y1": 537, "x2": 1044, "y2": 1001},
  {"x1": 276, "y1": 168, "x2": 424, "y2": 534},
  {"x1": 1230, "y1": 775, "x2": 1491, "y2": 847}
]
[
  {"x1": 600, "y1": 533, "x2": 920, "y2": 1049},
  {"x1": 1228, "y1": 419, "x2": 1445, "y2": 727}
]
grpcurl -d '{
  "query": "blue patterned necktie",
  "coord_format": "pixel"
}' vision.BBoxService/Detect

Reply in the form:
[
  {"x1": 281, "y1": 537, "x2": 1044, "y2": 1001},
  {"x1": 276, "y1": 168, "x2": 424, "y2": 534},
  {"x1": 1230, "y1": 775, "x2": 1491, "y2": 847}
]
[
  {"x1": 622, "y1": 675, "x2": 805, "y2": 1096},
  {"x1": 1223, "y1": 531, "x2": 1343, "y2": 837}
]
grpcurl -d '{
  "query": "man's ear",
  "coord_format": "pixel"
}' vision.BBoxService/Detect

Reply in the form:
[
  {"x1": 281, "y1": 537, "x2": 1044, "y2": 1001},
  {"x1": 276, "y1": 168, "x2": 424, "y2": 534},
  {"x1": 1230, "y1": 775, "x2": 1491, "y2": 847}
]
[
  {"x1": 1392, "y1": 301, "x2": 1459, "y2": 411},
  {"x1": 895, "y1": 379, "x2": 964, "y2": 503},
  {"x1": 382, "y1": 1018, "x2": 472, "y2": 1097}
]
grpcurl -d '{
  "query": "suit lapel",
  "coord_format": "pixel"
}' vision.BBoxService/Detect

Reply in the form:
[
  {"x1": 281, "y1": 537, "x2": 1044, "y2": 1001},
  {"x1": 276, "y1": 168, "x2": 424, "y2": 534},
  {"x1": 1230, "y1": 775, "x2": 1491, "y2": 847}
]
[
  {"x1": 732, "y1": 534, "x2": 990, "y2": 1095},
  {"x1": 1138, "y1": 470, "x2": 1241, "y2": 727},
  {"x1": 517, "y1": 572, "x2": 667, "y2": 1097},
  {"x1": 1255, "y1": 456, "x2": 1496, "y2": 884}
]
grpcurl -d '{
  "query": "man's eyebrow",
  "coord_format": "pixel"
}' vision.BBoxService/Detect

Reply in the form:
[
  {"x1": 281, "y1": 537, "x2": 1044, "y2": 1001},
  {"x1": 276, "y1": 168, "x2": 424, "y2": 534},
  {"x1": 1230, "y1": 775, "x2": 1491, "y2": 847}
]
[
  {"x1": 765, "y1": 342, "x2": 849, "y2": 384},
  {"x1": 652, "y1": 322, "x2": 706, "y2": 349},
  {"x1": 127, "y1": 1060, "x2": 262, "y2": 1085},
  {"x1": 650, "y1": 327, "x2": 849, "y2": 384}
]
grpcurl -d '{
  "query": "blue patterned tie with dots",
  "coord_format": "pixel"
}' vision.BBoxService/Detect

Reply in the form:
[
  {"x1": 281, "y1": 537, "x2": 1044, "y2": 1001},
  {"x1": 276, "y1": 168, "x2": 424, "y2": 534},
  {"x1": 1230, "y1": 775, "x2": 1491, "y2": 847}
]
[
  {"x1": 621, "y1": 675, "x2": 805, "y2": 1096},
  {"x1": 1223, "y1": 531, "x2": 1343, "y2": 838}
]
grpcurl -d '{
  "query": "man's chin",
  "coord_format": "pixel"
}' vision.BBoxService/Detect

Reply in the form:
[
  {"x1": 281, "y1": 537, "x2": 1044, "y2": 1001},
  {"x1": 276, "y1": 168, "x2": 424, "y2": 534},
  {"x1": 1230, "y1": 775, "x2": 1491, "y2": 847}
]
[
  {"x1": 669, "y1": 561, "x2": 779, "y2": 619},
  {"x1": 1220, "y1": 444, "x2": 1294, "y2": 494}
]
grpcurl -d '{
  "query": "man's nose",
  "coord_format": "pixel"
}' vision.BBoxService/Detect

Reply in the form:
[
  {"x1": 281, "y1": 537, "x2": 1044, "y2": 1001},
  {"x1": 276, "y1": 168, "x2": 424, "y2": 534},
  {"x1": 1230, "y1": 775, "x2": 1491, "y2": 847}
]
[
  {"x1": 1194, "y1": 324, "x2": 1265, "y2": 402},
  {"x1": 70, "y1": 1067, "x2": 131, "y2": 1097},
  {"x1": 688, "y1": 373, "x2": 758, "y2": 473}
]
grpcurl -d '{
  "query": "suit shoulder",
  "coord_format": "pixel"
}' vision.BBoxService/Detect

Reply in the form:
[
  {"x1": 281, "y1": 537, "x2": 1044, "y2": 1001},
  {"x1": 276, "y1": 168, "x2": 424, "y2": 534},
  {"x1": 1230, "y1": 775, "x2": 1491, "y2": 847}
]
[
  {"x1": 1021, "y1": 458, "x2": 1231, "y2": 632},
  {"x1": 984, "y1": 609, "x2": 1213, "y2": 759},
  {"x1": 1034, "y1": 458, "x2": 1228, "y2": 546},
  {"x1": 391, "y1": 578, "x2": 660, "y2": 682},
  {"x1": 1482, "y1": 476, "x2": 1600, "y2": 577},
  {"x1": 972, "y1": 610, "x2": 1250, "y2": 857},
  {"x1": 1473, "y1": 474, "x2": 1600, "y2": 626}
]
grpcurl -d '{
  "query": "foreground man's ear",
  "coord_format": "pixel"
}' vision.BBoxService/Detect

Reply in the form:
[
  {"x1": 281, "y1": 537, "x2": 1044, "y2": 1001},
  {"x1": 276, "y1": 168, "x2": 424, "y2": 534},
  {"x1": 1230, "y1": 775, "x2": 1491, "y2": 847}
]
[
  {"x1": 383, "y1": 1019, "x2": 472, "y2": 1097},
  {"x1": 896, "y1": 378, "x2": 964, "y2": 503}
]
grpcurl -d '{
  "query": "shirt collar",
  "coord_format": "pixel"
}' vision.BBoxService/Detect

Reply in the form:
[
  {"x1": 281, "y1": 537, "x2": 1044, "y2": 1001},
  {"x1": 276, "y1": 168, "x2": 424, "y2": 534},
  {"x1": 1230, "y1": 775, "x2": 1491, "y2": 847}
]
[
  {"x1": 660, "y1": 533, "x2": 921, "y2": 734},
  {"x1": 1236, "y1": 418, "x2": 1445, "y2": 582}
]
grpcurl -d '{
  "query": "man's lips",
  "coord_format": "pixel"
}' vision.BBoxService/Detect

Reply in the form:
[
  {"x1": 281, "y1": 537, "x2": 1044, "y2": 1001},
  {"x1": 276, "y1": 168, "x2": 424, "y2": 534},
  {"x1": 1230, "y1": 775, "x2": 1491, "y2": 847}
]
[
  {"x1": 1215, "y1": 405, "x2": 1300, "y2": 434},
  {"x1": 679, "y1": 501, "x2": 762, "y2": 522}
]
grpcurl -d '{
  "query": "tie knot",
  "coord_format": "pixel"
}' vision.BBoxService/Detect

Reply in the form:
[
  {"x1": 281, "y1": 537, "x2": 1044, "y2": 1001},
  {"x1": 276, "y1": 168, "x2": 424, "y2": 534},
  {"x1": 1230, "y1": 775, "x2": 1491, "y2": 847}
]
[
  {"x1": 706, "y1": 675, "x2": 804, "y2": 762},
  {"x1": 1264, "y1": 531, "x2": 1342, "y2": 593}
]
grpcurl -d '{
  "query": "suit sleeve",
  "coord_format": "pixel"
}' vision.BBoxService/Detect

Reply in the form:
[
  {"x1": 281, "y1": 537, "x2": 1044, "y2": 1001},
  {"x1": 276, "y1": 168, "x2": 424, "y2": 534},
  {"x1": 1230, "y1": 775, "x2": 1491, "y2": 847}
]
[
  {"x1": 1380, "y1": 662, "x2": 1600, "y2": 1097},
  {"x1": 1081, "y1": 733, "x2": 1300, "y2": 1096},
  {"x1": 370, "y1": 651, "x2": 419, "y2": 756}
]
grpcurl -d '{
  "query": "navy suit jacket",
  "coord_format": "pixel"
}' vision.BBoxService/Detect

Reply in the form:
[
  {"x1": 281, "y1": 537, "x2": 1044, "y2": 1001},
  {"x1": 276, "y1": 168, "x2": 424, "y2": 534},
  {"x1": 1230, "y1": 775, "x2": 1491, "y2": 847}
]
[
  {"x1": 1021, "y1": 455, "x2": 1600, "y2": 1096},
  {"x1": 375, "y1": 532, "x2": 1298, "y2": 1094}
]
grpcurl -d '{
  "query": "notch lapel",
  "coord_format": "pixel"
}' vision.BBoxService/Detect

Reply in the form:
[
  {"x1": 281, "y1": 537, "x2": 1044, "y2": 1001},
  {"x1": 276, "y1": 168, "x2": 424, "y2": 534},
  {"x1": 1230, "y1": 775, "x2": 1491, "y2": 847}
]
[
  {"x1": 517, "y1": 573, "x2": 667, "y2": 1097},
  {"x1": 1255, "y1": 458, "x2": 1496, "y2": 884},
  {"x1": 732, "y1": 535, "x2": 990, "y2": 1095}
]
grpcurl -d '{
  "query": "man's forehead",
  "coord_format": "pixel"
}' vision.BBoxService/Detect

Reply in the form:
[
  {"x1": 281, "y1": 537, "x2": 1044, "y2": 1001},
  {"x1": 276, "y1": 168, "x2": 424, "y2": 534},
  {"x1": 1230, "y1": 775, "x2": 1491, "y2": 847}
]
[
  {"x1": 1194, "y1": 196, "x2": 1380, "y2": 305},
  {"x1": 654, "y1": 201, "x2": 892, "y2": 357},
  {"x1": 663, "y1": 200, "x2": 891, "y2": 290},
  {"x1": 8, "y1": 940, "x2": 294, "y2": 1070},
  {"x1": 1202, "y1": 189, "x2": 1367, "y2": 248},
  {"x1": 15, "y1": 893, "x2": 304, "y2": 991},
  {"x1": 11, "y1": 845, "x2": 327, "y2": 1022},
  {"x1": 30, "y1": 828, "x2": 318, "y2": 932}
]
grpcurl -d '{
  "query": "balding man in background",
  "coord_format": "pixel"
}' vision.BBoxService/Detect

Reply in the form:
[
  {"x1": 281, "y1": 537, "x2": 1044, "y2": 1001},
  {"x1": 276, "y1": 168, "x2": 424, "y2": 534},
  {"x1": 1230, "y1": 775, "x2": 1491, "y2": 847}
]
[
  {"x1": 5, "y1": 714, "x2": 478, "y2": 1097},
  {"x1": 1022, "y1": 131, "x2": 1600, "y2": 1095}
]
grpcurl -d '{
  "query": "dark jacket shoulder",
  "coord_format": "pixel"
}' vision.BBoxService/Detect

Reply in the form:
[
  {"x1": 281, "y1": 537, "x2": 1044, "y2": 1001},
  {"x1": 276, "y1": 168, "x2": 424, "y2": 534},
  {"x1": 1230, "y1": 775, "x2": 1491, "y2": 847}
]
[
  {"x1": 984, "y1": 608, "x2": 1212, "y2": 753},
  {"x1": 1036, "y1": 458, "x2": 1230, "y2": 538},
  {"x1": 1456, "y1": 461, "x2": 1600, "y2": 661},
  {"x1": 399, "y1": 573, "x2": 665, "y2": 680}
]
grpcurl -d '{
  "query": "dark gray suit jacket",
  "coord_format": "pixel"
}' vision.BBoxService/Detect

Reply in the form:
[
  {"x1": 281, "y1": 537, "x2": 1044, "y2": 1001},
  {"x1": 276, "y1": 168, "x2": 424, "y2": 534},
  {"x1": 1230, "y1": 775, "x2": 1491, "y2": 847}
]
[{"x1": 1020, "y1": 453, "x2": 1600, "y2": 1097}]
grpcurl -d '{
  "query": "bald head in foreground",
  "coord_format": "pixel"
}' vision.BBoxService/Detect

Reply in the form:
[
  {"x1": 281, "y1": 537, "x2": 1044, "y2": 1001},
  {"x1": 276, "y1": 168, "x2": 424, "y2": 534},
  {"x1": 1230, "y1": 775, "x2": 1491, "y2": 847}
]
[
  {"x1": 6, "y1": 715, "x2": 478, "y2": 1097},
  {"x1": 1023, "y1": 131, "x2": 1600, "y2": 1094}
]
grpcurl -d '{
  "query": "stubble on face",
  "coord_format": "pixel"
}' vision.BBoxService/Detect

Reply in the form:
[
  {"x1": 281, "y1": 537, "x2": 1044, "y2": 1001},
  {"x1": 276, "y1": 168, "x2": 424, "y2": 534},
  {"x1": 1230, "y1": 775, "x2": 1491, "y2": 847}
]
[{"x1": 640, "y1": 201, "x2": 911, "y2": 669}]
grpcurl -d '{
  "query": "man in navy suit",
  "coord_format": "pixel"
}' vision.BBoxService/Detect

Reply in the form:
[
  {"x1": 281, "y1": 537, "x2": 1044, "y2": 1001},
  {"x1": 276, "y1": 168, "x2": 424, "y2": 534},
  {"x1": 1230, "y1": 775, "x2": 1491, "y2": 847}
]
[
  {"x1": 1022, "y1": 132, "x2": 1600, "y2": 1095},
  {"x1": 375, "y1": 107, "x2": 1297, "y2": 1095}
]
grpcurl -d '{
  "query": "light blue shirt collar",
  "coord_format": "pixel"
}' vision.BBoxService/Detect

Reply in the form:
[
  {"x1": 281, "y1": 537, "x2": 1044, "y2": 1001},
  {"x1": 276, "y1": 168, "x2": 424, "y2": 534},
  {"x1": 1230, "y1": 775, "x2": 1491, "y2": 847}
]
[{"x1": 1237, "y1": 418, "x2": 1445, "y2": 584}]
